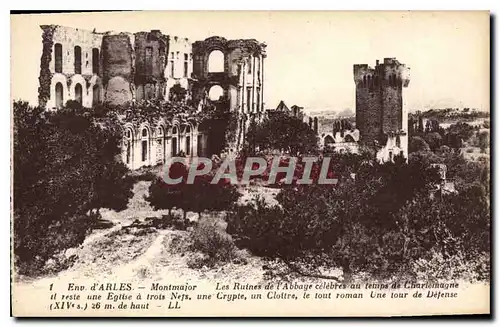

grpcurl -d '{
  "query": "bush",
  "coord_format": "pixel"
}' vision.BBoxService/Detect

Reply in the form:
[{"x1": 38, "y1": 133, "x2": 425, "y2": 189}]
[
  {"x1": 226, "y1": 153, "x2": 489, "y2": 282},
  {"x1": 227, "y1": 196, "x2": 288, "y2": 257},
  {"x1": 15, "y1": 213, "x2": 92, "y2": 276},
  {"x1": 190, "y1": 220, "x2": 237, "y2": 265},
  {"x1": 13, "y1": 101, "x2": 134, "y2": 275}
]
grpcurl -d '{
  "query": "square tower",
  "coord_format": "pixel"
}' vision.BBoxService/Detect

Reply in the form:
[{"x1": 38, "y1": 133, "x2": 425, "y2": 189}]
[{"x1": 353, "y1": 58, "x2": 410, "y2": 162}]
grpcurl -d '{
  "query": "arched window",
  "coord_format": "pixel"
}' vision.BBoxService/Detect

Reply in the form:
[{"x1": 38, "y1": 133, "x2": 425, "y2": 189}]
[
  {"x1": 54, "y1": 43, "x2": 63, "y2": 73},
  {"x1": 171, "y1": 126, "x2": 179, "y2": 156},
  {"x1": 324, "y1": 135, "x2": 335, "y2": 146},
  {"x1": 125, "y1": 128, "x2": 133, "y2": 164},
  {"x1": 184, "y1": 53, "x2": 189, "y2": 78},
  {"x1": 247, "y1": 56, "x2": 252, "y2": 74},
  {"x1": 74, "y1": 46, "x2": 82, "y2": 74},
  {"x1": 55, "y1": 82, "x2": 64, "y2": 108},
  {"x1": 156, "y1": 126, "x2": 165, "y2": 163},
  {"x1": 396, "y1": 135, "x2": 401, "y2": 148},
  {"x1": 141, "y1": 128, "x2": 149, "y2": 162},
  {"x1": 208, "y1": 50, "x2": 224, "y2": 72},
  {"x1": 75, "y1": 83, "x2": 82, "y2": 104},
  {"x1": 92, "y1": 48, "x2": 99, "y2": 74},
  {"x1": 185, "y1": 125, "x2": 191, "y2": 133},
  {"x1": 186, "y1": 135, "x2": 191, "y2": 156},
  {"x1": 345, "y1": 134, "x2": 355, "y2": 143},
  {"x1": 362, "y1": 75, "x2": 367, "y2": 87},
  {"x1": 208, "y1": 85, "x2": 223, "y2": 101}
]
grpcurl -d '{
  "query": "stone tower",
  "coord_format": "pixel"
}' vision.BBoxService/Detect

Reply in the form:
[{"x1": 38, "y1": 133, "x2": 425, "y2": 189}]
[{"x1": 353, "y1": 58, "x2": 410, "y2": 162}]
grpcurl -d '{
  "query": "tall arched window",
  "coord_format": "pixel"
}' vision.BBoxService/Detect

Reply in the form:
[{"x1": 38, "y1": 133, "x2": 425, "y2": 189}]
[
  {"x1": 54, "y1": 43, "x2": 63, "y2": 73},
  {"x1": 75, "y1": 83, "x2": 83, "y2": 104},
  {"x1": 185, "y1": 125, "x2": 192, "y2": 156},
  {"x1": 125, "y1": 128, "x2": 133, "y2": 164},
  {"x1": 156, "y1": 126, "x2": 165, "y2": 164},
  {"x1": 141, "y1": 128, "x2": 149, "y2": 162},
  {"x1": 208, "y1": 50, "x2": 224, "y2": 72},
  {"x1": 171, "y1": 126, "x2": 178, "y2": 156},
  {"x1": 74, "y1": 46, "x2": 82, "y2": 74},
  {"x1": 55, "y1": 82, "x2": 64, "y2": 108},
  {"x1": 247, "y1": 56, "x2": 252, "y2": 74},
  {"x1": 92, "y1": 48, "x2": 99, "y2": 74}
]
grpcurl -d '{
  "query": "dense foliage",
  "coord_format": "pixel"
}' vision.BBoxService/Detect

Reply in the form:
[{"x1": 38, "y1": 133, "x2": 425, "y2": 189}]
[
  {"x1": 250, "y1": 111, "x2": 319, "y2": 154},
  {"x1": 226, "y1": 150, "x2": 490, "y2": 282},
  {"x1": 13, "y1": 101, "x2": 134, "y2": 275}
]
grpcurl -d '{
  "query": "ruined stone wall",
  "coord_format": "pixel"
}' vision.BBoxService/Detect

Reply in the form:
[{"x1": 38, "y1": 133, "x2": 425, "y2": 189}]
[
  {"x1": 39, "y1": 25, "x2": 103, "y2": 108},
  {"x1": 51, "y1": 25, "x2": 103, "y2": 76},
  {"x1": 134, "y1": 31, "x2": 168, "y2": 101},
  {"x1": 165, "y1": 36, "x2": 192, "y2": 98},
  {"x1": 102, "y1": 33, "x2": 134, "y2": 105},
  {"x1": 38, "y1": 25, "x2": 56, "y2": 107}
]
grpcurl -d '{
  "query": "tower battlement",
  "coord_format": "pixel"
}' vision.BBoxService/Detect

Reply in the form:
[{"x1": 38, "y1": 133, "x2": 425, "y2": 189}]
[{"x1": 353, "y1": 60, "x2": 410, "y2": 87}]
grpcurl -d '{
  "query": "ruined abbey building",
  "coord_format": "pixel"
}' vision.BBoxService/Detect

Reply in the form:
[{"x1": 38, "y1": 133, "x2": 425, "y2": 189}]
[{"x1": 38, "y1": 25, "x2": 266, "y2": 170}]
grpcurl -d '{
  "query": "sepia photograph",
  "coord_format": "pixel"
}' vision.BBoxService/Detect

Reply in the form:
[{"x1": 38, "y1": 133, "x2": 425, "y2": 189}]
[{"x1": 10, "y1": 10, "x2": 490, "y2": 317}]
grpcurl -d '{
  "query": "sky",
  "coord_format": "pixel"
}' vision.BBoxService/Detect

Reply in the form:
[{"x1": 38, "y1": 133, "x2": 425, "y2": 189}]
[{"x1": 11, "y1": 11, "x2": 490, "y2": 114}]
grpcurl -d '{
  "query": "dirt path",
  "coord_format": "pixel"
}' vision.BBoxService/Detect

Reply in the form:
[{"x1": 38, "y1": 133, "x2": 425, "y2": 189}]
[
  {"x1": 13, "y1": 180, "x2": 272, "y2": 290},
  {"x1": 111, "y1": 230, "x2": 170, "y2": 281}
]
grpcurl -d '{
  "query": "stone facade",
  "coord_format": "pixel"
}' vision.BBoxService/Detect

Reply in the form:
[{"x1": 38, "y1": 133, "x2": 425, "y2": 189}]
[
  {"x1": 353, "y1": 58, "x2": 411, "y2": 162},
  {"x1": 165, "y1": 36, "x2": 193, "y2": 100},
  {"x1": 121, "y1": 118, "x2": 207, "y2": 170},
  {"x1": 192, "y1": 37, "x2": 266, "y2": 114},
  {"x1": 191, "y1": 37, "x2": 267, "y2": 151},
  {"x1": 38, "y1": 25, "x2": 104, "y2": 108}
]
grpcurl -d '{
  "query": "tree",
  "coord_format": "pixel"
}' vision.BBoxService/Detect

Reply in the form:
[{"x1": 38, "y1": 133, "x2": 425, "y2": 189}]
[
  {"x1": 226, "y1": 152, "x2": 450, "y2": 281},
  {"x1": 145, "y1": 178, "x2": 183, "y2": 216},
  {"x1": 254, "y1": 112, "x2": 318, "y2": 154},
  {"x1": 409, "y1": 136, "x2": 430, "y2": 153},
  {"x1": 146, "y1": 159, "x2": 241, "y2": 219},
  {"x1": 477, "y1": 131, "x2": 489, "y2": 153},
  {"x1": 424, "y1": 132, "x2": 443, "y2": 151},
  {"x1": 445, "y1": 122, "x2": 475, "y2": 150},
  {"x1": 13, "y1": 101, "x2": 134, "y2": 273},
  {"x1": 169, "y1": 84, "x2": 188, "y2": 102}
]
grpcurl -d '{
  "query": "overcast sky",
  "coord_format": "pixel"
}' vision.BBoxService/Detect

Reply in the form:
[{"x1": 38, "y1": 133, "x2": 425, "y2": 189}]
[{"x1": 11, "y1": 11, "x2": 490, "y2": 113}]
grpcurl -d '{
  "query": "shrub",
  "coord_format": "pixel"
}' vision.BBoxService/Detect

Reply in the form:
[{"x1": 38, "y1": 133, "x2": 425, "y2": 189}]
[
  {"x1": 226, "y1": 153, "x2": 489, "y2": 282},
  {"x1": 13, "y1": 101, "x2": 134, "y2": 275},
  {"x1": 14, "y1": 213, "x2": 92, "y2": 276},
  {"x1": 190, "y1": 220, "x2": 237, "y2": 265}
]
